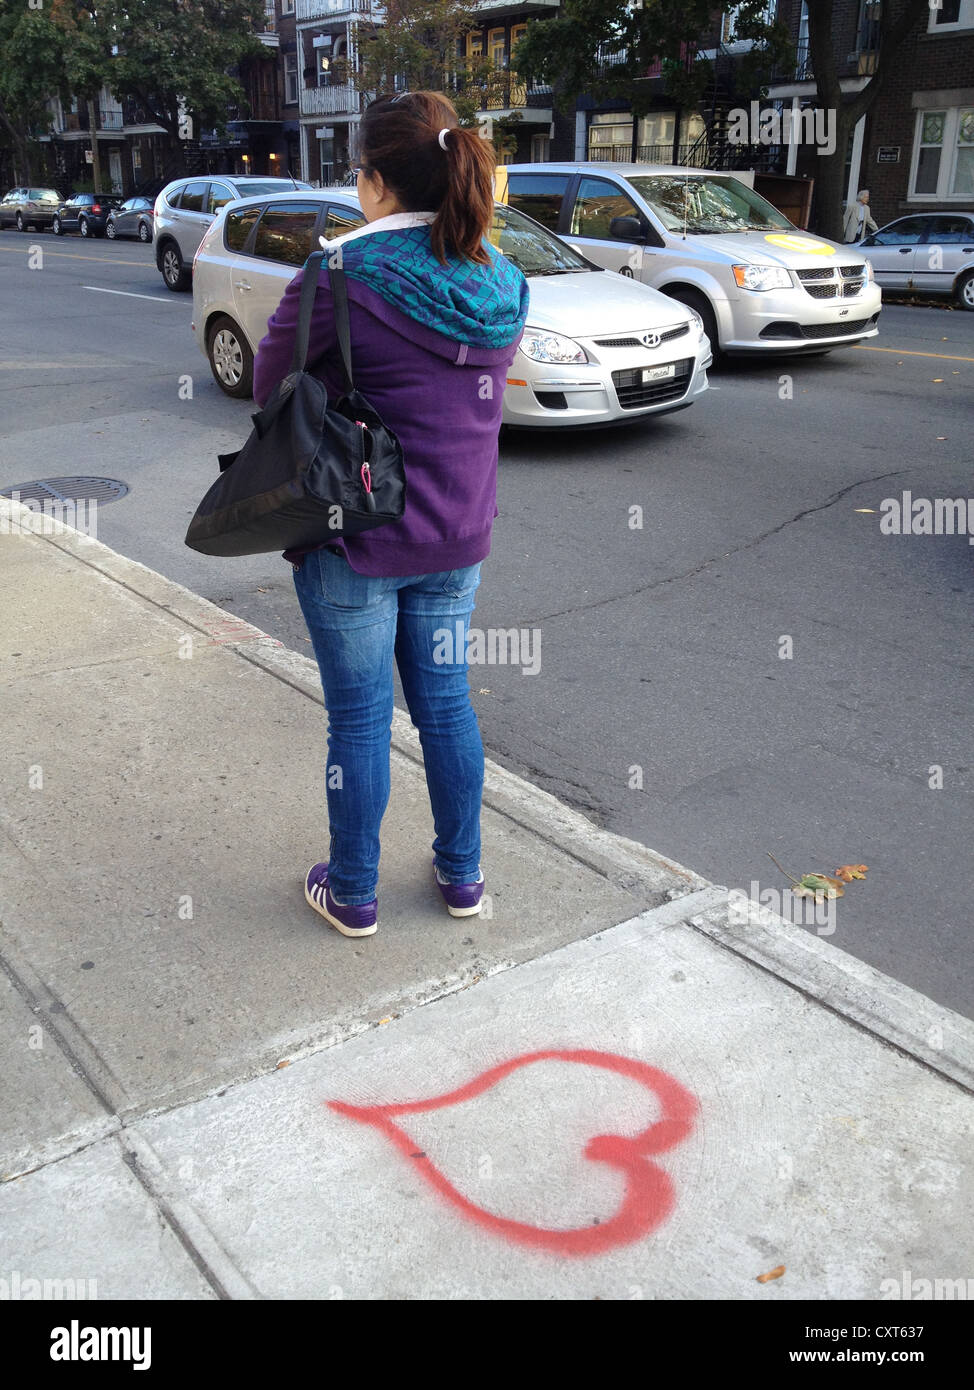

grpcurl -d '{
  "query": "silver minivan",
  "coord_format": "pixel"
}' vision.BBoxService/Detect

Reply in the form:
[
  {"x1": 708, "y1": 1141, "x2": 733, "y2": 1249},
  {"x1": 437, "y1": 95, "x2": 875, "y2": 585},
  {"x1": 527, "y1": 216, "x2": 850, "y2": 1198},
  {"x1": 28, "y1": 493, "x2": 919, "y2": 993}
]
[
  {"x1": 498, "y1": 163, "x2": 883, "y2": 355},
  {"x1": 153, "y1": 174, "x2": 311, "y2": 291}
]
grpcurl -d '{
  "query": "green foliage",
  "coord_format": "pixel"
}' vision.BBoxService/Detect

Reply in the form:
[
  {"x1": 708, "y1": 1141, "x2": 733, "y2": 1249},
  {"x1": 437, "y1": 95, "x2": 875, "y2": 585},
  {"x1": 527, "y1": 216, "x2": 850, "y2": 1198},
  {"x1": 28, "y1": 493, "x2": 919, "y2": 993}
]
[
  {"x1": 353, "y1": 0, "x2": 524, "y2": 156},
  {"x1": 513, "y1": 0, "x2": 792, "y2": 115}
]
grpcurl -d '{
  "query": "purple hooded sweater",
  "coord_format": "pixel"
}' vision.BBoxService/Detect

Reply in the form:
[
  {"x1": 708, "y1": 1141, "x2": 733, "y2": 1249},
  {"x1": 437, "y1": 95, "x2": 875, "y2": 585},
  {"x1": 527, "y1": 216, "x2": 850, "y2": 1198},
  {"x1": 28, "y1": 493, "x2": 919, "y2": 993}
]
[{"x1": 252, "y1": 223, "x2": 527, "y2": 578}]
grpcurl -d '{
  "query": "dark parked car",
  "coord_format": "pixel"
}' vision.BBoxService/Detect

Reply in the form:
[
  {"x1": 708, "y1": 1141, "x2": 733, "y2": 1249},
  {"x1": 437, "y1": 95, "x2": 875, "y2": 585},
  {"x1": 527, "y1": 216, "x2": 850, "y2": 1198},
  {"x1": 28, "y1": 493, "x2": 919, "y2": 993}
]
[
  {"x1": 106, "y1": 196, "x2": 154, "y2": 242},
  {"x1": 52, "y1": 192, "x2": 122, "y2": 238},
  {"x1": 0, "y1": 187, "x2": 61, "y2": 231}
]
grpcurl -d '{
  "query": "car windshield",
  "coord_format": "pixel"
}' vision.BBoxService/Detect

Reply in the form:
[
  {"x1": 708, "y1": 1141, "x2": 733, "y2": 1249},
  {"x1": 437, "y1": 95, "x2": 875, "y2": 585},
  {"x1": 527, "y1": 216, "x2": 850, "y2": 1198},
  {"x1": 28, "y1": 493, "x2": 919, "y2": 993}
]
[
  {"x1": 31, "y1": 189, "x2": 60, "y2": 203},
  {"x1": 628, "y1": 175, "x2": 794, "y2": 235},
  {"x1": 487, "y1": 202, "x2": 592, "y2": 276},
  {"x1": 235, "y1": 180, "x2": 311, "y2": 196}
]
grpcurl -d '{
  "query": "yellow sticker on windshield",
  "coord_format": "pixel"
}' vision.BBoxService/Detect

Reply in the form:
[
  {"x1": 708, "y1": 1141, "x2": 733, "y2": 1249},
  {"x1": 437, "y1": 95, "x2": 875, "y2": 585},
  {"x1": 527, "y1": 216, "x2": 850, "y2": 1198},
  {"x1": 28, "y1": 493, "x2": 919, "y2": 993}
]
[{"x1": 764, "y1": 233, "x2": 835, "y2": 256}]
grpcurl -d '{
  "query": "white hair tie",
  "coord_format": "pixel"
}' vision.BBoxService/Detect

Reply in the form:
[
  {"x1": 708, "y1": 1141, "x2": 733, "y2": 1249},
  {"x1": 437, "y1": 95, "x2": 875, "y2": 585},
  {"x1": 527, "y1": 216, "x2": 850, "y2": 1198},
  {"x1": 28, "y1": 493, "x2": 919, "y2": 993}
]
[{"x1": 438, "y1": 128, "x2": 450, "y2": 150}]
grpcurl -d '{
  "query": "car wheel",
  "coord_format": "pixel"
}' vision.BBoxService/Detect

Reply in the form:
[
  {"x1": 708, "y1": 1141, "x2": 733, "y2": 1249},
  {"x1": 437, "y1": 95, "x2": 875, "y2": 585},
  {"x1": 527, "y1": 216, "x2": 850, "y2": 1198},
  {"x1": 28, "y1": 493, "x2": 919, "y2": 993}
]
[
  {"x1": 105, "y1": 219, "x2": 116, "y2": 239},
  {"x1": 956, "y1": 271, "x2": 974, "y2": 312},
  {"x1": 51, "y1": 215, "x2": 62, "y2": 236},
  {"x1": 161, "y1": 242, "x2": 190, "y2": 291},
  {"x1": 16, "y1": 212, "x2": 25, "y2": 232},
  {"x1": 207, "y1": 316, "x2": 254, "y2": 398},
  {"x1": 79, "y1": 216, "x2": 90, "y2": 238},
  {"x1": 663, "y1": 286, "x2": 720, "y2": 355},
  {"x1": 138, "y1": 221, "x2": 151, "y2": 243}
]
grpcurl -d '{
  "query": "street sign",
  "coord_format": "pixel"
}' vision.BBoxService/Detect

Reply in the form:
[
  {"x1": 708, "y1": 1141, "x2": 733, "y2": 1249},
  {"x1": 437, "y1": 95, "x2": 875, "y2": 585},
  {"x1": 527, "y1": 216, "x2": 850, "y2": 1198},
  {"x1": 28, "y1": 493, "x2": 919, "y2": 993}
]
[{"x1": 877, "y1": 146, "x2": 900, "y2": 163}]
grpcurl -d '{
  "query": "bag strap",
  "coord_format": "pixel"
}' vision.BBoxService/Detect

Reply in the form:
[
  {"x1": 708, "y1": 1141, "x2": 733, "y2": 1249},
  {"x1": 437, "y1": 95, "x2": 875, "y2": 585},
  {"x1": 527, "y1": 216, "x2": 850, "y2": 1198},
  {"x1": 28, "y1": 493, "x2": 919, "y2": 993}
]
[
  {"x1": 328, "y1": 263, "x2": 354, "y2": 395},
  {"x1": 290, "y1": 250, "x2": 324, "y2": 374},
  {"x1": 290, "y1": 251, "x2": 354, "y2": 395}
]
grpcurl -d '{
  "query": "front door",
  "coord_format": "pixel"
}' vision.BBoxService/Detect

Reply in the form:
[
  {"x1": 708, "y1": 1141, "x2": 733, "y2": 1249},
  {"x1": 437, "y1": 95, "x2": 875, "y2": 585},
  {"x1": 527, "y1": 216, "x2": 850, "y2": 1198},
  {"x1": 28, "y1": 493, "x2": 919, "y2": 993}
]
[
  {"x1": 564, "y1": 175, "x2": 647, "y2": 278},
  {"x1": 863, "y1": 216, "x2": 927, "y2": 290}
]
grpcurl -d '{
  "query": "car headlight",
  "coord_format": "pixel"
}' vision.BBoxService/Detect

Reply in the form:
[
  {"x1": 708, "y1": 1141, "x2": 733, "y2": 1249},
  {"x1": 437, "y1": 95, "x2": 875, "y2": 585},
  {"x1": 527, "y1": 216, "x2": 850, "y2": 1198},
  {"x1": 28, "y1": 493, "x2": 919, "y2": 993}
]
[
  {"x1": 689, "y1": 309, "x2": 706, "y2": 338},
  {"x1": 732, "y1": 264, "x2": 794, "y2": 292},
  {"x1": 864, "y1": 260, "x2": 875, "y2": 282},
  {"x1": 519, "y1": 328, "x2": 587, "y2": 364}
]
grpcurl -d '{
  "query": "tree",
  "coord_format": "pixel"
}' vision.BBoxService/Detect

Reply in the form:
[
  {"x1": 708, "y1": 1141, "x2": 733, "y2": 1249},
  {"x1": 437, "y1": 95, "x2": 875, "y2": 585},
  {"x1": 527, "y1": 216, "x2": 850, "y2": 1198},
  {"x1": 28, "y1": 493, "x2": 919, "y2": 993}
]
[
  {"x1": 513, "y1": 1, "x2": 790, "y2": 121},
  {"x1": 804, "y1": 0, "x2": 930, "y2": 240},
  {"x1": 97, "y1": 0, "x2": 269, "y2": 148},
  {"x1": 352, "y1": 0, "x2": 523, "y2": 156},
  {"x1": 0, "y1": 1, "x2": 99, "y2": 183},
  {"x1": 515, "y1": 0, "x2": 934, "y2": 240}
]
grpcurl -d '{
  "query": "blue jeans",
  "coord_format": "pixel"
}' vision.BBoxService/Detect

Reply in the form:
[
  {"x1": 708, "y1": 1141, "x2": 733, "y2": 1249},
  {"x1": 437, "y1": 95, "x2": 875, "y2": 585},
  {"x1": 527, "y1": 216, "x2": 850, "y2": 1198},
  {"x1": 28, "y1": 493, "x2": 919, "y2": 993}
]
[{"x1": 293, "y1": 548, "x2": 484, "y2": 905}]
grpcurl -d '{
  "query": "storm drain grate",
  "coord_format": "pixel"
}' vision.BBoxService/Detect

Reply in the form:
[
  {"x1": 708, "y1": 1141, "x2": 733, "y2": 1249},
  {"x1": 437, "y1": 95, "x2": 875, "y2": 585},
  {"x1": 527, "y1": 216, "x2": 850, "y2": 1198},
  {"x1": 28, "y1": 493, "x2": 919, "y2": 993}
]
[{"x1": 0, "y1": 476, "x2": 129, "y2": 505}]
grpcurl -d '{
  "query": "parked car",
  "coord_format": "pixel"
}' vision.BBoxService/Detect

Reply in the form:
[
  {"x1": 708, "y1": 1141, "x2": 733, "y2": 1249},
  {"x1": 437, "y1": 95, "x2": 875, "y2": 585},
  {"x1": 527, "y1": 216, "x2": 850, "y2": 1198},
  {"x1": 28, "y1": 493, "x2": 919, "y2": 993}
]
[
  {"x1": 154, "y1": 174, "x2": 312, "y2": 292},
  {"x1": 856, "y1": 212, "x2": 974, "y2": 310},
  {"x1": 497, "y1": 163, "x2": 883, "y2": 356},
  {"x1": 191, "y1": 189, "x2": 712, "y2": 426},
  {"x1": 0, "y1": 187, "x2": 61, "y2": 231},
  {"x1": 106, "y1": 196, "x2": 155, "y2": 242},
  {"x1": 51, "y1": 192, "x2": 122, "y2": 238}
]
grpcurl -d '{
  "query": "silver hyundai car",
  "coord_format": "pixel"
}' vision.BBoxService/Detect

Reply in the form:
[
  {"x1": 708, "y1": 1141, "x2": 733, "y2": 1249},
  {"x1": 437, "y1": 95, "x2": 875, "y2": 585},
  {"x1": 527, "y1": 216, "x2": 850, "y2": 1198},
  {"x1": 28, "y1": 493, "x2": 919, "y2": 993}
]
[
  {"x1": 153, "y1": 174, "x2": 311, "y2": 292},
  {"x1": 190, "y1": 189, "x2": 713, "y2": 427}
]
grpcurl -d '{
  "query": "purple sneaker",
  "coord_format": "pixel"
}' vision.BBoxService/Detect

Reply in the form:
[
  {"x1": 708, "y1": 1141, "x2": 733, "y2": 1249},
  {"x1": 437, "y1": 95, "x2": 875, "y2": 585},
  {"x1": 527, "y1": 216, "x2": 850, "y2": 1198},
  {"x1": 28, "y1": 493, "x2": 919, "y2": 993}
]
[
  {"x1": 305, "y1": 863, "x2": 377, "y2": 937},
  {"x1": 433, "y1": 862, "x2": 485, "y2": 918}
]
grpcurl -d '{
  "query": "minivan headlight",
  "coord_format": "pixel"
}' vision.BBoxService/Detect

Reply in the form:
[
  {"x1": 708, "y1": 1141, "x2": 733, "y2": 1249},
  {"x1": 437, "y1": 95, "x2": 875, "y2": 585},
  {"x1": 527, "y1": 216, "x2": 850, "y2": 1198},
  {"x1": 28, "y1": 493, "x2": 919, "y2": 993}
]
[
  {"x1": 519, "y1": 328, "x2": 587, "y2": 363},
  {"x1": 733, "y1": 264, "x2": 793, "y2": 291}
]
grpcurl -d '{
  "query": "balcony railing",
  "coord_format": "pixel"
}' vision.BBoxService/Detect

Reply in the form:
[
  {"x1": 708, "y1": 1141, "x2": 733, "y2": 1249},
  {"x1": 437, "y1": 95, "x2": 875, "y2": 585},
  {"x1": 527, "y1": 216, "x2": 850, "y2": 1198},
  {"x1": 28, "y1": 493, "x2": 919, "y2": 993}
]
[
  {"x1": 300, "y1": 82, "x2": 361, "y2": 115},
  {"x1": 475, "y1": 77, "x2": 552, "y2": 112},
  {"x1": 296, "y1": 0, "x2": 375, "y2": 20},
  {"x1": 100, "y1": 108, "x2": 124, "y2": 130},
  {"x1": 589, "y1": 142, "x2": 712, "y2": 167}
]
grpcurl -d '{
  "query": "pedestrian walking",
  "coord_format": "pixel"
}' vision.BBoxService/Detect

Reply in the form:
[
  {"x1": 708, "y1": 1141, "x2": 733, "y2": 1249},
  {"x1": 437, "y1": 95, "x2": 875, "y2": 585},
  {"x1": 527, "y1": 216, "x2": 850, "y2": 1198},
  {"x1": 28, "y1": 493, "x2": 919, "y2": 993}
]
[
  {"x1": 253, "y1": 91, "x2": 528, "y2": 938},
  {"x1": 843, "y1": 189, "x2": 879, "y2": 243}
]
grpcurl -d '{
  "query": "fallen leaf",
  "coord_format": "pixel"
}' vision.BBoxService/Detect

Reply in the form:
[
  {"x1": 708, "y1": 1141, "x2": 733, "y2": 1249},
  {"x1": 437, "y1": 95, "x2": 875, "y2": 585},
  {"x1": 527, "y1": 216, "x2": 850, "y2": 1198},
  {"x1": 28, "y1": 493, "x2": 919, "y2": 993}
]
[
  {"x1": 757, "y1": 1264, "x2": 786, "y2": 1284},
  {"x1": 275, "y1": 1059, "x2": 291, "y2": 1069},
  {"x1": 794, "y1": 873, "x2": 844, "y2": 902},
  {"x1": 932, "y1": 378, "x2": 944, "y2": 383},
  {"x1": 378, "y1": 1015, "x2": 395, "y2": 1025},
  {"x1": 835, "y1": 863, "x2": 868, "y2": 882}
]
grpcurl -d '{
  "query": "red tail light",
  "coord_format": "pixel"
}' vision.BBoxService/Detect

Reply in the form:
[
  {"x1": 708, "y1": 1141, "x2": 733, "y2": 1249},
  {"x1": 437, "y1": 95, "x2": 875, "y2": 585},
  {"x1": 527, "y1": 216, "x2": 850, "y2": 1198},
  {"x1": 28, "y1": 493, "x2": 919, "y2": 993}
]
[{"x1": 92, "y1": 203, "x2": 102, "y2": 213}]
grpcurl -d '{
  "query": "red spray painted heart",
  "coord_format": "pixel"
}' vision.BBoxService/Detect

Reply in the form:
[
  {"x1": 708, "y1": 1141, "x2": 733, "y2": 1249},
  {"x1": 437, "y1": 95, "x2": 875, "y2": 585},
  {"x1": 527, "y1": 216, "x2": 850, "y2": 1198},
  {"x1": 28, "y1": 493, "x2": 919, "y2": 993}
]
[{"x1": 329, "y1": 1048, "x2": 698, "y2": 1257}]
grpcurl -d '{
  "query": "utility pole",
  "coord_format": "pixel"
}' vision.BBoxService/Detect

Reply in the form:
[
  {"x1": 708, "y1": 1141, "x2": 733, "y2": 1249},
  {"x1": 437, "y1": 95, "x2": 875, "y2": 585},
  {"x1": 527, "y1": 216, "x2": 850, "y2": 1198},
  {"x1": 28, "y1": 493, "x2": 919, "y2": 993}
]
[{"x1": 86, "y1": 98, "x2": 103, "y2": 190}]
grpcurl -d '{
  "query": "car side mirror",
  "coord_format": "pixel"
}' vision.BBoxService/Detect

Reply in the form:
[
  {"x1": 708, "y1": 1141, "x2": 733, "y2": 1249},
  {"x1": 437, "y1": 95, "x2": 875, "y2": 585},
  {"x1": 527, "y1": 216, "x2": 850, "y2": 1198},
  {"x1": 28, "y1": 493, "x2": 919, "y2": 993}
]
[{"x1": 610, "y1": 215, "x2": 647, "y2": 242}]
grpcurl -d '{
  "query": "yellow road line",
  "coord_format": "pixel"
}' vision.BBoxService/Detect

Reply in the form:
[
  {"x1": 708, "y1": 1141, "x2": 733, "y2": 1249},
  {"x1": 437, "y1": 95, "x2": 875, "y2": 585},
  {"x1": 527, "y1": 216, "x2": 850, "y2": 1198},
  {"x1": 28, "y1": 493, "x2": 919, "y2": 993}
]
[
  {"x1": 855, "y1": 345, "x2": 974, "y2": 363},
  {"x1": 0, "y1": 244, "x2": 140, "y2": 266}
]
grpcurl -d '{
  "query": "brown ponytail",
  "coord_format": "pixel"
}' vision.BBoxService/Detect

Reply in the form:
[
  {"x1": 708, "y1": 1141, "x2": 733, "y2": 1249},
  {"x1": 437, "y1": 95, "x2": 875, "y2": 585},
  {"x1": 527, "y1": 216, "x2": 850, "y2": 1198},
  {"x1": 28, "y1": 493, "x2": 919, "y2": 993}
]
[{"x1": 359, "y1": 91, "x2": 496, "y2": 265}]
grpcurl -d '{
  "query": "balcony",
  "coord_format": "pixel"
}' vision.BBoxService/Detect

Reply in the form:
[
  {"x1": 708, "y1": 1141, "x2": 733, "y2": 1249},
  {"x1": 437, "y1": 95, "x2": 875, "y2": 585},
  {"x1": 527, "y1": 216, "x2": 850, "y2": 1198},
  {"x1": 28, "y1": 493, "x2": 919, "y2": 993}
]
[
  {"x1": 300, "y1": 82, "x2": 362, "y2": 116},
  {"x1": 296, "y1": 0, "x2": 376, "y2": 20},
  {"x1": 475, "y1": 76, "x2": 552, "y2": 120},
  {"x1": 589, "y1": 142, "x2": 712, "y2": 167}
]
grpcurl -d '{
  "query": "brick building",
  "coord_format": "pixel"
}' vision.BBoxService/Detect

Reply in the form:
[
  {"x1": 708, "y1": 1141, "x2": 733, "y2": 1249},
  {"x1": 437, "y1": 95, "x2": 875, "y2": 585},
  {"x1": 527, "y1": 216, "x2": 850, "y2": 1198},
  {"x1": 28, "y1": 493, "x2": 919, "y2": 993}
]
[{"x1": 768, "y1": 0, "x2": 974, "y2": 230}]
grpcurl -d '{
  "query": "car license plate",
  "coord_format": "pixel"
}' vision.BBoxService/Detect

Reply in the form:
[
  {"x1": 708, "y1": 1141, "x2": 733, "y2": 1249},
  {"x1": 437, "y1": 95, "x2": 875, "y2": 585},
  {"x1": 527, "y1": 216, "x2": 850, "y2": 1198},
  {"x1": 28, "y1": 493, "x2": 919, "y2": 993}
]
[{"x1": 642, "y1": 364, "x2": 675, "y2": 383}]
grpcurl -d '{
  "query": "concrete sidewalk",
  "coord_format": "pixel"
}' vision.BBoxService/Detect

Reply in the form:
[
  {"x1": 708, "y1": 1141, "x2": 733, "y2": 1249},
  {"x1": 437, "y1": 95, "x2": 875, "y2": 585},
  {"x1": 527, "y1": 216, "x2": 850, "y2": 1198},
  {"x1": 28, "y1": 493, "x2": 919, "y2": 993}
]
[{"x1": 2, "y1": 497, "x2": 972, "y2": 1300}]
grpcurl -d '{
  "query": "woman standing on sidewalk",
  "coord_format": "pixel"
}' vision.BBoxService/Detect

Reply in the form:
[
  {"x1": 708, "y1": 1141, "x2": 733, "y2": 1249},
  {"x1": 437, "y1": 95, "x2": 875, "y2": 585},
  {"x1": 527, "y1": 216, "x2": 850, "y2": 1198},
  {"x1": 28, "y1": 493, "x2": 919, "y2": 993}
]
[{"x1": 253, "y1": 91, "x2": 528, "y2": 939}]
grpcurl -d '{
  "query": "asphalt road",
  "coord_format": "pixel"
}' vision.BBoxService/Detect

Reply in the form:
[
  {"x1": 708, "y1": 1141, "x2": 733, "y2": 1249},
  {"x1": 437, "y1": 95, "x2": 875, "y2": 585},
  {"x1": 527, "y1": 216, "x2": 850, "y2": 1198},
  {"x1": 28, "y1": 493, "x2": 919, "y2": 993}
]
[{"x1": 2, "y1": 231, "x2": 972, "y2": 1016}]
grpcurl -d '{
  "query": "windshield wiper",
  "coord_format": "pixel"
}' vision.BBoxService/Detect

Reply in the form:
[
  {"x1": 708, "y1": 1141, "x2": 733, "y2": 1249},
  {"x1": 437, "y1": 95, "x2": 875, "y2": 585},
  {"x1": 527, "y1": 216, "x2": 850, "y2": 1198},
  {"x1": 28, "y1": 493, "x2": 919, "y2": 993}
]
[{"x1": 531, "y1": 266, "x2": 585, "y2": 276}]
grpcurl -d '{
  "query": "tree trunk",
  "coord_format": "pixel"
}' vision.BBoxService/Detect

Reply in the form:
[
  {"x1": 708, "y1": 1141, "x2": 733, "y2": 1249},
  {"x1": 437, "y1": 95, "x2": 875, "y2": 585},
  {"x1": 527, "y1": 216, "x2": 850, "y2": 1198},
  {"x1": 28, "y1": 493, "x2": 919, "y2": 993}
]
[{"x1": 810, "y1": 106, "x2": 855, "y2": 241}]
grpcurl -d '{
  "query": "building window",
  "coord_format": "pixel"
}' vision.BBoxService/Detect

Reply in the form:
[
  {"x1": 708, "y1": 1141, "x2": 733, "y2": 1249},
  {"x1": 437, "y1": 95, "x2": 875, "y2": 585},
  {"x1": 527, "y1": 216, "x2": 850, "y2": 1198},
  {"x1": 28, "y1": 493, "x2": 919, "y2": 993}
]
[
  {"x1": 910, "y1": 107, "x2": 974, "y2": 199},
  {"x1": 588, "y1": 111, "x2": 633, "y2": 161},
  {"x1": 530, "y1": 132, "x2": 550, "y2": 163},
  {"x1": 927, "y1": 0, "x2": 974, "y2": 32},
  {"x1": 489, "y1": 27, "x2": 506, "y2": 68},
  {"x1": 284, "y1": 52, "x2": 298, "y2": 105},
  {"x1": 282, "y1": 0, "x2": 295, "y2": 11}
]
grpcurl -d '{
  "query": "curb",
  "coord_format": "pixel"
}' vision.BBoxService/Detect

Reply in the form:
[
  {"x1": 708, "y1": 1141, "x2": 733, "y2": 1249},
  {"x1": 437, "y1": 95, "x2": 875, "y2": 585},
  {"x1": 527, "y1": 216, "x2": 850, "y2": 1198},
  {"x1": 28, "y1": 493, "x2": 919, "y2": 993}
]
[{"x1": 5, "y1": 499, "x2": 974, "y2": 1094}]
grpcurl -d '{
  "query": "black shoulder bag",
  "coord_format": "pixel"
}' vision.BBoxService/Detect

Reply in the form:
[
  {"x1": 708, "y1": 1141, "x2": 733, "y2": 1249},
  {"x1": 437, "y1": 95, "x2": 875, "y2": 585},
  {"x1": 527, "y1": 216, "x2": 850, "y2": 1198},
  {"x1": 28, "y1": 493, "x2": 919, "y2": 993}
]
[{"x1": 185, "y1": 251, "x2": 405, "y2": 557}]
